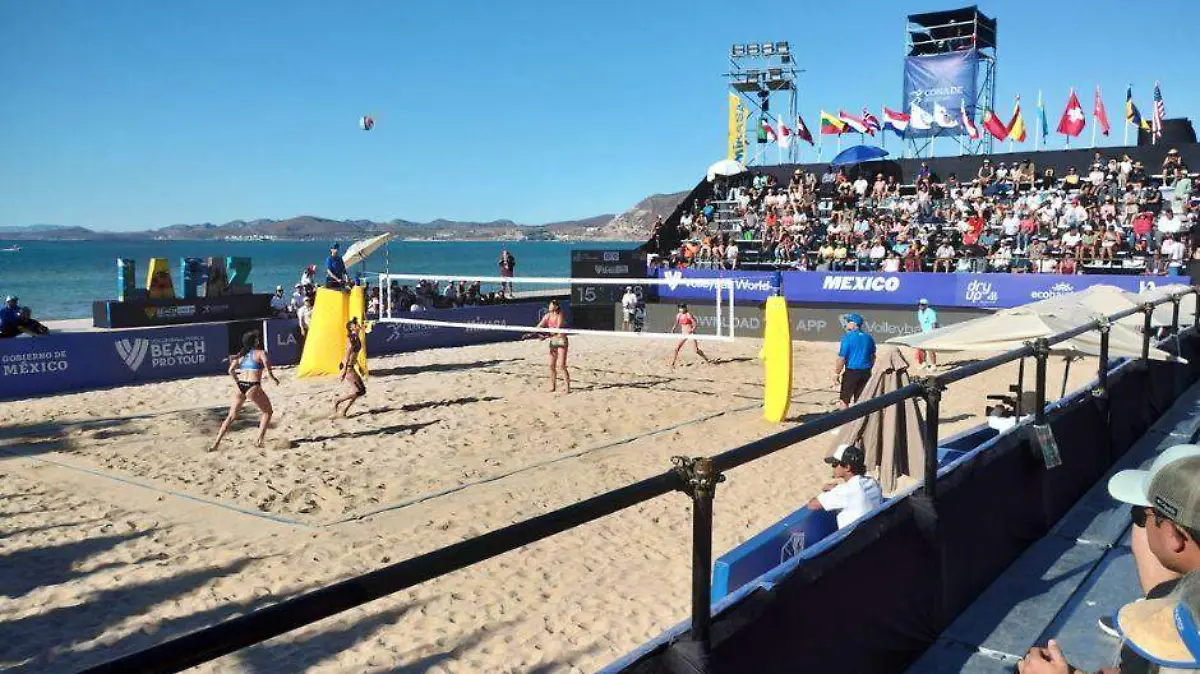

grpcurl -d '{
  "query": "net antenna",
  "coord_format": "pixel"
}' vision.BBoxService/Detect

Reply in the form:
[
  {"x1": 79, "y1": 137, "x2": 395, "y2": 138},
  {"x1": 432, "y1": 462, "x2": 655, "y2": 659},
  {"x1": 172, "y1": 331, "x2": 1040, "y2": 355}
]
[{"x1": 373, "y1": 273, "x2": 738, "y2": 343}]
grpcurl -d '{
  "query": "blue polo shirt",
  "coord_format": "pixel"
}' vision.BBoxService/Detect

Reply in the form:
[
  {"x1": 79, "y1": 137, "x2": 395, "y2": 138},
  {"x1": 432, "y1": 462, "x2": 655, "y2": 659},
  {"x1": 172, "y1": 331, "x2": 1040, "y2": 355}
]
[
  {"x1": 0, "y1": 305, "x2": 20, "y2": 331},
  {"x1": 326, "y1": 253, "x2": 347, "y2": 280},
  {"x1": 838, "y1": 329, "x2": 876, "y2": 371},
  {"x1": 917, "y1": 307, "x2": 938, "y2": 332}
]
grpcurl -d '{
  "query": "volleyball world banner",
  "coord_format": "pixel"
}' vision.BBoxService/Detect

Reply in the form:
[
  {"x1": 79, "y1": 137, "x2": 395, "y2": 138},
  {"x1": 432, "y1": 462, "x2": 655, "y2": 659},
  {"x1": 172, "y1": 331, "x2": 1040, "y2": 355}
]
[{"x1": 903, "y1": 48, "x2": 979, "y2": 137}]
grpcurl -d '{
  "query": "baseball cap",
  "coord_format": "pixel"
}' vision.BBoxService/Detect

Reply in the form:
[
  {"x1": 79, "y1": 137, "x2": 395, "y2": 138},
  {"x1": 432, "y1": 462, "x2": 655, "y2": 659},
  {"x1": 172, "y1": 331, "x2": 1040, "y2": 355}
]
[
  {"x1": 1117, "y1": 570, "x2": 1200, "y2": 668},
  {"x1": 330, "y1": 242, "x2": 340, "y2": 249},
  {"x1": 844, "y1": 312, "x2": 865, "y2": 326},
  {"x1": 1108, "y1": 444, "x2": 1200, "y2": 507},
  {"x1": 1147, "y1": 455, "x2": 1200, "y2": 531},
  {"x1": 4, "y1": 295, "x2": 16, "y2": 303},
  {"x1": 918, "y1": 298, "x2": 929, "y2": 305},
  {"x1": 825, "y1": 444, "x2": 866, "y2": 469}
]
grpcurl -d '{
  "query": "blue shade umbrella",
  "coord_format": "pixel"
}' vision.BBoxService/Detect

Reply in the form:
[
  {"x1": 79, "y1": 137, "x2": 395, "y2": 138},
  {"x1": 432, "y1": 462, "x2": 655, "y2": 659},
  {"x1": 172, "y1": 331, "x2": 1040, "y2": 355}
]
[{"x1": 830, "y1": 145, "x2": 889, "y2": 167}]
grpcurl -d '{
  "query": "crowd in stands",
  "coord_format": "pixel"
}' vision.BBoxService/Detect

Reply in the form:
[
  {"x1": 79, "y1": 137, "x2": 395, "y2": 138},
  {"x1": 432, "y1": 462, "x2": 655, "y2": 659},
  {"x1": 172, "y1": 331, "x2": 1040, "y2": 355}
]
[{"x1": 654, "y1": 148, "x2": 1196, "y2": 276}]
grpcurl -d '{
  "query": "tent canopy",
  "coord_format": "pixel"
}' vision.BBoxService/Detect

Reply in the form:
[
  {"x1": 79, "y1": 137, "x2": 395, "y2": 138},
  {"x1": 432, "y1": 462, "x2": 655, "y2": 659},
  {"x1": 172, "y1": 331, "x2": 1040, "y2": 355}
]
[{"x1": 831, "y1": 145, "x2": 889, "y2": 167}]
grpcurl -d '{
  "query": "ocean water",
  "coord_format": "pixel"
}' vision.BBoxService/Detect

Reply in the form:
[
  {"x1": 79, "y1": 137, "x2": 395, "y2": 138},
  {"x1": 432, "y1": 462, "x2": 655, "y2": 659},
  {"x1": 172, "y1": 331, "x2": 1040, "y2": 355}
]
[{"x1": 0, "y1": 240, "x2": 636, "y2": 320}]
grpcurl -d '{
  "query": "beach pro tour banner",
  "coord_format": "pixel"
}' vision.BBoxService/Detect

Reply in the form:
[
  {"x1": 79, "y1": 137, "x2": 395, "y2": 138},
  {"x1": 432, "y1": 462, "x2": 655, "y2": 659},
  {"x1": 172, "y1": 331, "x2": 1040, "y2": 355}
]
[
  {"x1": 653, "y1": 269, "x2": 1186, "y2": 309},
  {"x1": 0, "y1": 324, "x2": 228, "y2": 400},
  {"x1": 263, "y1": 302, "x2": 555, "y2": 366},
  {"x1": 903, "y1": 48, "x2": 979, "y2": 137}
]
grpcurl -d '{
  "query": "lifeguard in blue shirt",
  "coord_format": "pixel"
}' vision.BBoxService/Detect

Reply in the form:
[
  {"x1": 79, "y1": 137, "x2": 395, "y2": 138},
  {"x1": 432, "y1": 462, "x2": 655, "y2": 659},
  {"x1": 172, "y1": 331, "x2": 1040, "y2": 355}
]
[
  {"x1": 916, "y1": 298, "x2": 939, "y2": 370},
  {"x1": 325, "y1": 242, "x2": 350, "y2": 289}
]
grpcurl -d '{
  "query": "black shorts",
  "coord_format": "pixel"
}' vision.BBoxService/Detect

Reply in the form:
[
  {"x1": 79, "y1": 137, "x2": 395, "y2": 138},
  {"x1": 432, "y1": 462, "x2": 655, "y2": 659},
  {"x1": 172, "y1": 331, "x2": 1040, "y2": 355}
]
[{"x1": 840, "y1": 368, "x2": 872, "y2": 404}]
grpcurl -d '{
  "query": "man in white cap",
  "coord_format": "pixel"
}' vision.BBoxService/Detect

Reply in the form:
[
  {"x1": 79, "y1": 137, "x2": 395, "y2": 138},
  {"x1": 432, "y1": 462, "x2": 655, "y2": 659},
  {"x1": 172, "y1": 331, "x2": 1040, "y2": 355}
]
[
  {"x1": 916, "y1": 298, "x2": 939, "y2": 371},
  {"x1": 621, "y1": 286, "x2": 639, "y2": 332},
  {"x1": 1116, "y1": 570, "x2": 1200, "y2": 672},
  {"x1": 1019, "y1": 449, "x2": 1200, "y2": 674},
  {"x1": 269, "y1": 285, "x2": 290, "y2": 317}
]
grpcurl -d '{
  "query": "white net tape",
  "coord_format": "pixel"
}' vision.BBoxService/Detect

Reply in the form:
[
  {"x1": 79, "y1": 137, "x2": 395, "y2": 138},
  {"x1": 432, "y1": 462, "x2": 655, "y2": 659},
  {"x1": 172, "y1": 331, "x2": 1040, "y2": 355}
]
[{"x1": 373, "y1": 273, "x2": 738, "y2": 343}]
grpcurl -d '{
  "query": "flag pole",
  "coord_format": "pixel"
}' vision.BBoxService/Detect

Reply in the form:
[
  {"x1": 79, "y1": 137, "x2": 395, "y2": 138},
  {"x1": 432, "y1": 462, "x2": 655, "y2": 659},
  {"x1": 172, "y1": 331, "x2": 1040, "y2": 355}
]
[
  {"x1": 1036, "y1": 90, "x2": 1042, "y2": 152},
  {"x1": 1091, "y1": 101, "x2": 1098, "y2": 149}
]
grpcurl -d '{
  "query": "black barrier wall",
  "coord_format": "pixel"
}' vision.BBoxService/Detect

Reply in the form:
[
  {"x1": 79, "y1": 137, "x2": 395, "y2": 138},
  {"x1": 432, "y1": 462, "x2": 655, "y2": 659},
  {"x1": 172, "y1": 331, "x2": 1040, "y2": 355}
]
[
  {"x1": 631, "y1": 301, "x2": 989, "y2": 342},
  {"x1": 616, "y1": 331, "x2": 1200, "y2": 674}
]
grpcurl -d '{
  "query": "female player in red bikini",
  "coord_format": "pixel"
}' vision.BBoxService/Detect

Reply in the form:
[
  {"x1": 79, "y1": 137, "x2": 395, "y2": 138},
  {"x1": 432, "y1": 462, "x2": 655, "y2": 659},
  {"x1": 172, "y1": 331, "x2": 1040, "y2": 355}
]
[
  {"x1": 532, "y1": 299, "x2": 571, "y2": 393},
  {"x1": 211, "y1": 330, "x2": 279, "y2": 451},
  {"x1": 670, "y1": 303, "x2": 711, "y2": 368}
]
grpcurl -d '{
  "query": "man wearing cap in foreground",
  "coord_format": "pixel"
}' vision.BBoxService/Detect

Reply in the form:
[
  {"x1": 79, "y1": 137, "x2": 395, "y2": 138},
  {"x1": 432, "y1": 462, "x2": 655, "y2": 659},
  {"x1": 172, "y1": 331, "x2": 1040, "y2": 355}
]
[
  {"x1": 325, "y1": 242, "x2": 350, "y2": 290},
  {"x1": 808, "y1": 445, "x2": 883, "y2": 530},
  {"x1": 916, "y1": 298, "x2": 939, "y2": 372},
  {"x1": 1018, "y1": 450, "x2": 1200, "y2": 674},
  {"x1": 833, "y1": 313, "x2": 876, "y2": 409},
  {"x1": 0, "y1": 296, "x2": 22, "y2": 339}
]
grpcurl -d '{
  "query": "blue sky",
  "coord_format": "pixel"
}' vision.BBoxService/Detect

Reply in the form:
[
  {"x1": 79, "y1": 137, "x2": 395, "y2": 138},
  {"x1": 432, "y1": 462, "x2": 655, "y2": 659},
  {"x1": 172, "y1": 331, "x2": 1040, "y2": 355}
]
[{"x1": 1, "y1": 0, "x2": 1197, "y2": 231}]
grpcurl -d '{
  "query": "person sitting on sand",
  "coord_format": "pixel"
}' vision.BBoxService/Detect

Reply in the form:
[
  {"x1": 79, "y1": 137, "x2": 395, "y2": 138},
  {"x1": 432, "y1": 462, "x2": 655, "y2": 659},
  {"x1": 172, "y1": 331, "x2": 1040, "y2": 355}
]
[
  {"x1": 532, "y1": 299, "x2": 570, "y2": 394},
  {"x1": 807, "y1": 444, "x2": 882, "y2": 530},
  {"x1": 334, "y1": 318, "x2": 368, "y2": 417},
  {"x1": 670, "y1": 303, "x2": 711, "y2": 368},
  {"x1": 211, "y1": 331, "x2": 278, "y2": 451}
]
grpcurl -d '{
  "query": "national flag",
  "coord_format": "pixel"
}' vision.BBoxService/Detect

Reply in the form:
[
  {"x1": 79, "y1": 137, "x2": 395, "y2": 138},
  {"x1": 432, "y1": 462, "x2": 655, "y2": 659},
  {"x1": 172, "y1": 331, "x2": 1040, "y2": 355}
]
[
  {"x1": 882, "y1": 107, "x2": 909, "y2": 137},
  {"x1": 1152, "y1": 81, "x2": 1165, "y2": 143},
  {"x1": 862, "y1": 108, "x2": 881, "y2": 136},
  {"x1": 1094, "y1": 86, "x2": 1110, "y2": 136},
  {"x1": 909, "y1": 102, "x2": 934, "y2": 130},
  {"x1": 1057, "y1": 89, "x2": 1086, "y2": 137},
  {"x1": 759, "y1": 116, "x2": 777, "y2": 143},
  {"x1": 777, "y1": 115, "x2": 791, "y2": 149},
  {"x1": 982, "y1": 109, "x2": 1009, "y2": 140},
  {"x1": 933, "y1": 102, "x2": 958, "y2": 128},
  {"x1": 1007, "y1": 96, "x2": 1026, "y2": 142},
  {"x1": 820, "y1": 110, "x2": 847, "y2": 135},
  {"x1": 1125, "y1": 86, "x2": 1150, "y2": 131},
  {"x1": 960, "y1": 100, "x2": 979, "y2": 140},
  {"x1": 1037, "y1": 91, "x2": 1049, "y2": 140},
  {"x1": 838, "y1": 109, "x2": 869, "y2": 134},
  {"x1": 794, "y1": 113, "x2": 814, "y2": 145}
]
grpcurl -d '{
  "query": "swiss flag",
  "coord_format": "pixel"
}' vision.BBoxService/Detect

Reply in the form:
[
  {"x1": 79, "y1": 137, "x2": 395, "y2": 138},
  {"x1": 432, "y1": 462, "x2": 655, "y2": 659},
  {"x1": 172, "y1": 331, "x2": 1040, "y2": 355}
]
[{"x1": 1058, "y1": 89, "x2": 1086, "y2": 137}]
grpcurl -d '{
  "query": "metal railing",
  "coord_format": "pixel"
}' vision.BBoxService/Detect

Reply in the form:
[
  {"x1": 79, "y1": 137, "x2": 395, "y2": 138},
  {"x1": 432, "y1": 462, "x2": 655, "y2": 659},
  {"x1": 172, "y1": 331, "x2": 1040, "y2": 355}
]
[{"x1": 81, "y1": 286, "x2": 1199, "y2": 674}]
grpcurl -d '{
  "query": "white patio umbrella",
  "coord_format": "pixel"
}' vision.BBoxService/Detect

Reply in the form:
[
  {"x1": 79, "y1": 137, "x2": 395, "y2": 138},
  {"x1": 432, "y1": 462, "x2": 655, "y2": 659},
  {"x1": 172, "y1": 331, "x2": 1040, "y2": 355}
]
[
  {"x1": 706, "y1": 159, "x2": 746, "y2": 182},
  {"x1": 1029, "y1": 284, "x2": 1190, "y2": 330},
  {"x1": 343, "y1": 232, "x2": 394, "y2": 268}
]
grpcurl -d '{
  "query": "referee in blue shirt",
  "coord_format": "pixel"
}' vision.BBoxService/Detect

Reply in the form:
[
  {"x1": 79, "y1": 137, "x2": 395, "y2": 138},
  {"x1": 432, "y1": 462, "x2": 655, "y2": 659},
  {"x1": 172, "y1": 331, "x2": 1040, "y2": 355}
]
[{"x1": 833, "y1": 312, "x2": 876, "y2": 409}]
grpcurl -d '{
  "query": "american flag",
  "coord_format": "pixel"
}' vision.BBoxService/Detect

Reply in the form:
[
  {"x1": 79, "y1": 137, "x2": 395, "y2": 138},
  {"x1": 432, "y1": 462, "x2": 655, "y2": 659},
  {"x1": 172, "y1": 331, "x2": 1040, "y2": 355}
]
[{"x1": 1152, "y1": 81, "x2": 1165, "y2": 143}]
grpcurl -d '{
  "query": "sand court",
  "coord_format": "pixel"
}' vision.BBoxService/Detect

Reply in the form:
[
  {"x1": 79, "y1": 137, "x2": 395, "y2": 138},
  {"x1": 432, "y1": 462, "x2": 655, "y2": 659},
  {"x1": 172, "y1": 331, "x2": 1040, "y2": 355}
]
[{"x1": 0, "y1": 337, "x2": 1096, "y2": 672}]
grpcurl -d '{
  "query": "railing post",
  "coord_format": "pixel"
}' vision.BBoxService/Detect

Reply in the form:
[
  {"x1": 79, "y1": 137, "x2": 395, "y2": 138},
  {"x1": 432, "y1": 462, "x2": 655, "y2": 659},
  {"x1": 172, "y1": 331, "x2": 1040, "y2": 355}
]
[
  {"x1": 1171, "y1": 296, "x2": 1182, "y2": 336},
  {"x1": 1097, "y1": 319, "x2": 1111, "y2": 398},
  {"x1": 920, "y1": 377, "x2": 944, "y2": 501},
  {"x1": 1033, "y1": 338, "x2": 1050, "y2": 425},
  {"x1": 1142, "y1": 303, "x2": 1154, "y2": 360},
  {"x1": 672, "y1": 455, "x2": 724, "y2": 652}
]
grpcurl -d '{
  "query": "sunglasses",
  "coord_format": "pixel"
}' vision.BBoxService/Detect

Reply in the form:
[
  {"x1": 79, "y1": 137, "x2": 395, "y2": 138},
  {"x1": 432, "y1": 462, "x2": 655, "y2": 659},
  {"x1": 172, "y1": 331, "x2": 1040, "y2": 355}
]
[{"x1": 1131, "y1": 505, "x2": 1152, "y2": 528}]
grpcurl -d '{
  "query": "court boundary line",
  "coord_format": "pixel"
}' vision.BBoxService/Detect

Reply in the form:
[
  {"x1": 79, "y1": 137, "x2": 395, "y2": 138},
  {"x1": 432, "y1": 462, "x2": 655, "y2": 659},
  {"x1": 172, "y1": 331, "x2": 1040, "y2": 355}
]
[{"x1": 323, "y1": 401, "x2": 763, "y2": 526}]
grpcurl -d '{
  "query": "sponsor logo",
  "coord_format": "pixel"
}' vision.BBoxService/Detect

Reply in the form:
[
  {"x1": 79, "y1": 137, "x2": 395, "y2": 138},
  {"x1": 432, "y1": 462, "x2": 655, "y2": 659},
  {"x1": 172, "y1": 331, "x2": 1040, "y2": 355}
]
[
  {"x1": 821, "y1": 275, "x2": 902, "y2": 292},
  {"x1": 661, "y1": 271, "x2": 773, "y2": 294},
  {"x1": 593, "y1": 264, "x2": 630, "y2": 276},
  {"x1": 603, "y1": 252, "x2": 620, "y2": 262},
  {"x1": 2, "y1": 350, "x2": 70, "y2": 376},
  {"x1": 963, "y1": 280, "x2": 999, "y2": 305},
  {"x1": 693, "y1": 313, "x2": 761, "y2": 332},
  {"x1": 274, "y1": 332, "x2": 298, "y2": 348},
  {"x1": 1029, "y1": 282, "x2": 1076, "y2": 301},
  {"x1": 793, "y1": 319, "x2": 829, "y2": 333},
  {"x1": 909, "y1": 85, "x2": 965, "y2": 104},
  {"x1": 143, "y1": 305, "x2": 198, "y2": 320},
  {"x1": 862, "y1": 320, "x2": 921, "y2": 337},
  {"x1": 116, "y1": 335, "x2": 207, "y2": 372},
  {"x1": 115, "y1": 338, "x2": 150, "y2": 371}
]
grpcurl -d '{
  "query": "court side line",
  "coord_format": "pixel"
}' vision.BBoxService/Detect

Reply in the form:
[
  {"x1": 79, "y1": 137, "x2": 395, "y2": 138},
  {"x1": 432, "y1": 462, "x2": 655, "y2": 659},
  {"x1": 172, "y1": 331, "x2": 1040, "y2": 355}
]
[
  {"x1": 0, "y1": 443, "x2": 318, "y2": 529},
  {"x1": 323, "y1": 401, "x2": 764, "y2": 526}
]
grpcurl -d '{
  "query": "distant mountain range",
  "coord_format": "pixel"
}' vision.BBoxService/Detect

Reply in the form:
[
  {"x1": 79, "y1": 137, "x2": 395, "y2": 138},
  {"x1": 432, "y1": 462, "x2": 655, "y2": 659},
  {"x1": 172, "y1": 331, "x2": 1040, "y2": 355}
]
[{"x1": 0, "y1": 190, "x2": 689, "y2": 243}]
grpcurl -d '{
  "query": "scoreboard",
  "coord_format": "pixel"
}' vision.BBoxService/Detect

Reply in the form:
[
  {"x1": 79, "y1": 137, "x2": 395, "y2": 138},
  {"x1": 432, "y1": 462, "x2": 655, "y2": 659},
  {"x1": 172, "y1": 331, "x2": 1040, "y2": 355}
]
[{"x1": 568, "y1": 249, "x2": 654, "y2": 330}]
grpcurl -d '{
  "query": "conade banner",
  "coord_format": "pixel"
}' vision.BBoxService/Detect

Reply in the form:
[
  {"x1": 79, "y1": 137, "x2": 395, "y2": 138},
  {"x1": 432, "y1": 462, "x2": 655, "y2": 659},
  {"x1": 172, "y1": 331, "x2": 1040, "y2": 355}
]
[
  {"x1": 903, "y1": 48, "x2": 979, "y2": 138},
  {"x1": 651, "y1": 269, "x2": 1183, "y2": 309}
]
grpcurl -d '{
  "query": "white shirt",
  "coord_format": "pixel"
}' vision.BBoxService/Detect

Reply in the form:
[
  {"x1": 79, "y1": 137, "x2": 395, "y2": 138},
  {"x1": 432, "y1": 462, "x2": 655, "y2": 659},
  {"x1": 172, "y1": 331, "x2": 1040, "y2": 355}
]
[
  {"x1": 1002, "y1": 215, "x2": 1021, "y2": 236},
  {"x1": 297, "y1": 304, "x2": 314, "y2": 331},
  {"x1": 621, "y1": 292, "x2": 638, "y2": 313},
  {"x1": 1158, "y1": 214, "x2": 1183, "y2": 234},
  {"x1": 1164, "y1": 239, "x2": 1185, "y2": 263},
  {"x1": 853, "y1": 178, "x2": 869, "y2": 196},
  {"x1": 817, "y1": 475, "x2": 883, "y2": 529},
  {"x1": 936, "y1": 245, "x2": 955, "y2": 259},
  {"x1": 270, "y1": 293, "x2": 289, "y2": 312}
]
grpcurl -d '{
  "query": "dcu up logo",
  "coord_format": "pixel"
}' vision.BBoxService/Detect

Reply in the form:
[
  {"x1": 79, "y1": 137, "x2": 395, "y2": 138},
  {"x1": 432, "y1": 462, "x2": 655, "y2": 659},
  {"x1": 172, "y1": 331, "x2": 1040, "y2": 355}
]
[{"x1": 115, "y1": 338, "x2": 150, "y2": 372}]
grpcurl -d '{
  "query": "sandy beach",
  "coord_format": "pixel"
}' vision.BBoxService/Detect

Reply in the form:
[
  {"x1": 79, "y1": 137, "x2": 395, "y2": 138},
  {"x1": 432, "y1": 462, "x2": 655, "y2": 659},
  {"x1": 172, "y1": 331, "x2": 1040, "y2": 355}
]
[{"x1": 0, "y1": 335, "x2": 1096, "y2": 673}]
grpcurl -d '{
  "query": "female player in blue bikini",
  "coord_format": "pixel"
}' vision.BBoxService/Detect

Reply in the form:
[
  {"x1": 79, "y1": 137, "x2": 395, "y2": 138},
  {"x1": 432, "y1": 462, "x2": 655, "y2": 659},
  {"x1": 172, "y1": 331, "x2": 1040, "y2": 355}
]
[{"x1": 211, "y1": 330, "x2": 279, "y2": 451}]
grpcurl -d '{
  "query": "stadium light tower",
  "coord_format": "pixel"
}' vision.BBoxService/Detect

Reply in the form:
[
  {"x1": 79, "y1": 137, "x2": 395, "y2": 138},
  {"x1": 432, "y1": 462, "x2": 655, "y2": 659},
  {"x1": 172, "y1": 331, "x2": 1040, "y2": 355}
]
[
  {"x1": 903, "y1": 6, "x2": 997, "y2": 157},
  {"x1": 725, "y1": 41, "x2": 801, "y2": 166}
]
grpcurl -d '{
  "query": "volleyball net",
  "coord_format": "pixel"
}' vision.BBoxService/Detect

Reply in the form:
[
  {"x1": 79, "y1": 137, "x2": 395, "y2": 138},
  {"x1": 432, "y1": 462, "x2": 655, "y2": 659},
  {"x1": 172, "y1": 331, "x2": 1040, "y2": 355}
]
[{"x1": 373, "y1": 273, "x2": 738, "y2": 342}]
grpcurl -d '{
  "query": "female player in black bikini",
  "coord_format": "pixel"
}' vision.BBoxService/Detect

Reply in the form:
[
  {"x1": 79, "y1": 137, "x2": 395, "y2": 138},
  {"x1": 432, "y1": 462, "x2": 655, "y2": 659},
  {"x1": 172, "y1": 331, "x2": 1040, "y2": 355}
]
[
  {"x1": 533, "y1": 299, "x2": 571, "y2": 393},
  {"x1": 211, "y1": 330, "x2": 279, "y2": 451},
  {"x1": 334, "y1": 318, "x2": 367, "y2": 417}
]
